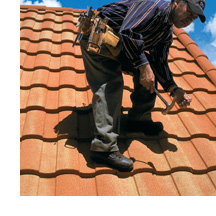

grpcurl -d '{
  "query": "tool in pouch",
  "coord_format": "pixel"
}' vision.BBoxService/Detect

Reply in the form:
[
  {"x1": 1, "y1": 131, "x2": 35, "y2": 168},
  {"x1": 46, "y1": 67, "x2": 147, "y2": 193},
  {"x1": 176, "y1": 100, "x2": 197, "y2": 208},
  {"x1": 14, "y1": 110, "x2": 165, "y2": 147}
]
[
  {"x1": 72, "y1": 6, "x2": 95, "y2": 47},
  {"x1": 73, "y1": 6, "x2": 122, "y2": 59}
]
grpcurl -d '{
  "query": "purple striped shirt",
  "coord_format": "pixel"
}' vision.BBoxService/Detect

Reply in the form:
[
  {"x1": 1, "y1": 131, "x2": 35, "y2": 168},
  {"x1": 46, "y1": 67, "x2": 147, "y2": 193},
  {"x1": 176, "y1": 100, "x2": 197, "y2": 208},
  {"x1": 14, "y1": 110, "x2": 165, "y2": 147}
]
[{"x1": 98, "y1": 0, "x2": 177, "y2": 91}]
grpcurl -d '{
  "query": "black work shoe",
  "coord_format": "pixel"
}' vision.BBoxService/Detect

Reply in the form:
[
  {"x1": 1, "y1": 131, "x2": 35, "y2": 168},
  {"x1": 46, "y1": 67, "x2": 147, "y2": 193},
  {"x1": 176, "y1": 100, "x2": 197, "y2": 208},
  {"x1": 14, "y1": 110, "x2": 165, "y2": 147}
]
[
  {"x1": 127, "y1": 120, "x2": 163, "y2": 136},
  {"x1": 90, "y1": 151, "x2": 133, "y2": 172}
]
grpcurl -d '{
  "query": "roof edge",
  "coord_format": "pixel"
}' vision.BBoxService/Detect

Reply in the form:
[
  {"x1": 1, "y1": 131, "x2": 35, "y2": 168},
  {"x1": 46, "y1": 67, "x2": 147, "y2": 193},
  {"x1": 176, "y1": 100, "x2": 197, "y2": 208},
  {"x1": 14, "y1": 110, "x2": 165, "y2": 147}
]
[
  {"x1": 173, "y1": 26, "x2": 216, "y2": 86},
  {"x1": 20, "y1": 5, "x2": 86, "y2": 12}
]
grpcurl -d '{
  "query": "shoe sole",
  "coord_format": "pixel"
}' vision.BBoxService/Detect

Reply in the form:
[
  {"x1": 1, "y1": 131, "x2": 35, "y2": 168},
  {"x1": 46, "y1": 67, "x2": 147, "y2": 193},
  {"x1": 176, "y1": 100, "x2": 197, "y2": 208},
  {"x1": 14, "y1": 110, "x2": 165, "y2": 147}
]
[{"x1": 90, "y1": 155, "x2": 134, "y2": 172}]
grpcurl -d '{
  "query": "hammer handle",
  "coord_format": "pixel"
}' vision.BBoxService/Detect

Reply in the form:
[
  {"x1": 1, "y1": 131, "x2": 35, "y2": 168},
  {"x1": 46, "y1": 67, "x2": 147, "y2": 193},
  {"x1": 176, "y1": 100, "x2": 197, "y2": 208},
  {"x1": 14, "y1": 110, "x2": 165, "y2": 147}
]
[{"x1": 154, "y1": 88, "x2": 170, "y2": 106}]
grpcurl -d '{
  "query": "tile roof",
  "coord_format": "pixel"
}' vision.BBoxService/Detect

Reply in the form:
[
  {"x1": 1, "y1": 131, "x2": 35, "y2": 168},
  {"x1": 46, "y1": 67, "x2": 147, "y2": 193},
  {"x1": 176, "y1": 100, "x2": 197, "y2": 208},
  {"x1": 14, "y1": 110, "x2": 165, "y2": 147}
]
[{"x1": 20, "y1": 5, "x2": 216, "y2": 196}]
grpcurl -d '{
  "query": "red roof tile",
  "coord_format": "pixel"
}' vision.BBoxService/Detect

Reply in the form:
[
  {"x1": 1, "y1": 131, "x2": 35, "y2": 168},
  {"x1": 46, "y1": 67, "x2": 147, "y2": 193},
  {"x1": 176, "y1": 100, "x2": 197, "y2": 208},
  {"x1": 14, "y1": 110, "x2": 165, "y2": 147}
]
[{"x1": 20, "y1": 5, "x2": 216, "y2": 196}]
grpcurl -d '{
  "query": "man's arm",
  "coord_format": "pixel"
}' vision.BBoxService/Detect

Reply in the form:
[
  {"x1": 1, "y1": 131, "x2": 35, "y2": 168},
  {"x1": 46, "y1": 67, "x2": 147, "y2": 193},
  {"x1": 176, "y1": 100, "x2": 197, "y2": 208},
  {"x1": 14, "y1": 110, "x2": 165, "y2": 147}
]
[
  {"x1": 139, "y1": 64, "x2": 155, "y2": 94},
  {"x1": 139, "y1": 63, "x2": 192, "y2": 108},
  {"x1": 149, "y1": 43, "x2": 192, "y2": 107}
]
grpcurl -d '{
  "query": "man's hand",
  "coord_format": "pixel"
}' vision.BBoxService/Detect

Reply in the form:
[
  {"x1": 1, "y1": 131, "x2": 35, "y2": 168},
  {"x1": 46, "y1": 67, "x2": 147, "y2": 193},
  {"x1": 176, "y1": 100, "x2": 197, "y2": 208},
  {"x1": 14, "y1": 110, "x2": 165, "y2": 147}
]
[
  {"x1": 173, "y1": 88, "x2": 192, "y2": 108},
  {"x1": 139, "y1": 64, "x2": 155, "y2": 93}
]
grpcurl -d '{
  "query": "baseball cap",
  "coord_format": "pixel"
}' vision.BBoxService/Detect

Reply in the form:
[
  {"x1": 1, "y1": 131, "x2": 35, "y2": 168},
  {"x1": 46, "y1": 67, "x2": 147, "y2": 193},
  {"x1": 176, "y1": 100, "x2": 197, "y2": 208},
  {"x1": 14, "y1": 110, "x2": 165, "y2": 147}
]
[{"x1": 186, "y1": 0, "x2": 206, "y2": 23}]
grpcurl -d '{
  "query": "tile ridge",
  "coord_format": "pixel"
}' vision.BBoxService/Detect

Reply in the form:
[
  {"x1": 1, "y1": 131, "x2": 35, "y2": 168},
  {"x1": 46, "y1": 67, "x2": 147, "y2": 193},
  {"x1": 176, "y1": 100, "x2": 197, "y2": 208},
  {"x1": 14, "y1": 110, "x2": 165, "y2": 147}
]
[
  {"x1": 20, "y1": 36, "x2": 75, "y2": 45},
  {"x1": 20, "y1": 25, "x2": 76, "y2": 34},
  {"x1": 20, "y1": 16, "x2": 76, "y2": 24},
  {"x1": 20, "y1": 65, "x2": 84, "y2": 73},
  {"x1": 20, "y1": 166, "x2": 216, "y2": 178},
  {"x1": 20, "y1": 5, "x2": 86, "y2": 13},
  {"x1": 20, "y1": 132, "x2": 216, "y2": 144},
  {"x1": 20, "y1": 84, "x2": 90, "y2": 91},
  {"x1": 20, "y1": 48, "x2": 82, "y2": 58},
  {"x1": 20, "y1": 106, "x2": 216, "y2": 115},
  {"x1": 173, "y1": 26, "x2": 216, "y2": 86}
]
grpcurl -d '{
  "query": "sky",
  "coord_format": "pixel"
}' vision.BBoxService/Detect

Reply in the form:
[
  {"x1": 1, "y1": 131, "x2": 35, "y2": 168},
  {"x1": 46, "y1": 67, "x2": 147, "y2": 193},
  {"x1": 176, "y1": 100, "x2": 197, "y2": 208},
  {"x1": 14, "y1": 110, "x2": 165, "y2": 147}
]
[{"x1": 20, "y1": 0, "x2": 216, "y2": 66}]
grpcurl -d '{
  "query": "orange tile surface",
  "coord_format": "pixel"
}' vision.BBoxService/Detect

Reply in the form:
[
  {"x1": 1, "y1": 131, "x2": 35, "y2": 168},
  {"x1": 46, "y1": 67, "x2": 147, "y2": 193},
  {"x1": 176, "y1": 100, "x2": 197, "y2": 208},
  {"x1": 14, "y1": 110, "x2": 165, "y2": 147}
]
[{"x1": 20, "y1": 6, "x2": 216, "y2": 196}]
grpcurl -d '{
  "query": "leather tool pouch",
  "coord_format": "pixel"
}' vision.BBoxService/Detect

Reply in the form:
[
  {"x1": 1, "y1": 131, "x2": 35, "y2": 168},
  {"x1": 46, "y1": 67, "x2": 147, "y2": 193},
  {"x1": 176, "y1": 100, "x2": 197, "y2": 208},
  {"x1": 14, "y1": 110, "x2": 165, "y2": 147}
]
[
  {"x1": 76, "y1": 9, "x2": 122, "y2": 59},
  {"x1": 87, "y1": 16, "x2": 122, "y2": 59}
]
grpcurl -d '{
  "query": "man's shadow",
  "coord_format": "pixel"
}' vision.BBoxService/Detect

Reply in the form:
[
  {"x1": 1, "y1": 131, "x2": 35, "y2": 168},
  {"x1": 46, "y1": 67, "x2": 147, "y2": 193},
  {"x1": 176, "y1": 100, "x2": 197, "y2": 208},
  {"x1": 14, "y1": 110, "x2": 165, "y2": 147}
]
[{"x1": 53, "y1": 109, "x2": 178, "y2": 170}]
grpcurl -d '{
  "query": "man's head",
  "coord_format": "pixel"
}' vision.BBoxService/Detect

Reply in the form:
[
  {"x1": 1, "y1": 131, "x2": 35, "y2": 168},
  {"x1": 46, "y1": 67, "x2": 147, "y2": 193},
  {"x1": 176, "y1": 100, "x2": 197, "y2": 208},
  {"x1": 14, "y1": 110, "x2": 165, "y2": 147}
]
[{"x1": 171, "y1": 0, "x2": 206, "y2": 28}]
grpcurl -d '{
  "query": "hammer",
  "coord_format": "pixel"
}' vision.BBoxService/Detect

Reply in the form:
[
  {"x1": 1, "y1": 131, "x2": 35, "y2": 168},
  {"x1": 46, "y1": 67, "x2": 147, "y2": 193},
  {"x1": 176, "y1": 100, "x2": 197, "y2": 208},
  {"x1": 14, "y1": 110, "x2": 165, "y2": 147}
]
[{"x1": 154, "y1": 88, "x2": 177, "y2": 115}]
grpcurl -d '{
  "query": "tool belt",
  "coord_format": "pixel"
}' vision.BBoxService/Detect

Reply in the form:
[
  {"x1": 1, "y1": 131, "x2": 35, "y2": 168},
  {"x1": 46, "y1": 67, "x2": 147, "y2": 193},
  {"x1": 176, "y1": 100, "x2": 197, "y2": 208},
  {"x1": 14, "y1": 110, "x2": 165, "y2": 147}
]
[{"x1": 76, "y1": 9, "x2": 122, "y2": 59}]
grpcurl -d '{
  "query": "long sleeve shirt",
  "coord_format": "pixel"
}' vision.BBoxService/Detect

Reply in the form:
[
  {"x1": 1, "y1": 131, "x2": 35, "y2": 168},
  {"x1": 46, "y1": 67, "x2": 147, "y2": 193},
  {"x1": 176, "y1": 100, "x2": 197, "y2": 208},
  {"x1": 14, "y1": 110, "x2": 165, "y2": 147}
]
[{"x1": 98, "y1": 0, "x2": 177, "y2": 92}]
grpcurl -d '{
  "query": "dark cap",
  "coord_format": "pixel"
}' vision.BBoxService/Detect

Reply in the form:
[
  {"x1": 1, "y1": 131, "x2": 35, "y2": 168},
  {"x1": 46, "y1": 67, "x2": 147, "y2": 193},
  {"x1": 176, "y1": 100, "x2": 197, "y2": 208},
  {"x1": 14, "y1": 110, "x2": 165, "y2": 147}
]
[{"x1": 186, "y1": 0, "x2": 206, "y2": 23}]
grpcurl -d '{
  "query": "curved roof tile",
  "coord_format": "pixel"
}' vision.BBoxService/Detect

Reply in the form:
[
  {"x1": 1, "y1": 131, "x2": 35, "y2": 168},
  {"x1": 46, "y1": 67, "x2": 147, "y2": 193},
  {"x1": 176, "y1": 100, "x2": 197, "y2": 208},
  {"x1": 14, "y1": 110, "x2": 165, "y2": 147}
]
[{"x1": 20, "y1": 5, "x2": 216, "y2": 196}]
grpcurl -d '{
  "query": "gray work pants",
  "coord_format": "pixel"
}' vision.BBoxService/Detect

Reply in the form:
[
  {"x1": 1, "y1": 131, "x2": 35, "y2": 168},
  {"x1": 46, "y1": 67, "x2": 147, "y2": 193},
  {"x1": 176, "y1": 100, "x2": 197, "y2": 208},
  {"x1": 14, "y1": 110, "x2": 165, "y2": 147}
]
[{"x1": 80, "y1": 38, "x2": 156, "y2": 152}]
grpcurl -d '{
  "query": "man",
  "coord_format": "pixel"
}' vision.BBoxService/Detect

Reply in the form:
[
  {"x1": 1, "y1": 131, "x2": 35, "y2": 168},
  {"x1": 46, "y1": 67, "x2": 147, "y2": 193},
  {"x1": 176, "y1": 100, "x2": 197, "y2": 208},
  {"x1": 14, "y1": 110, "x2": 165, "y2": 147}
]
[{"x1": 79, "y1": 0, "x2": 206, "y2": 171}]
